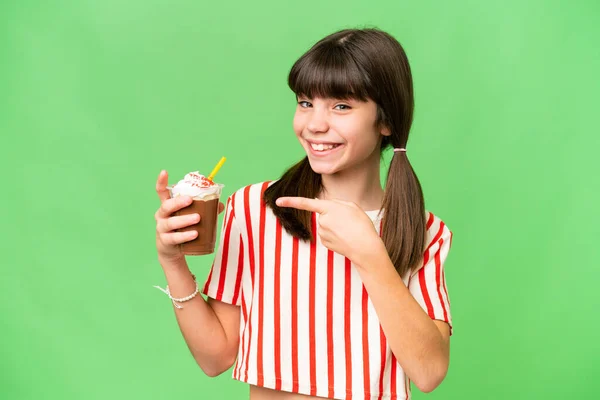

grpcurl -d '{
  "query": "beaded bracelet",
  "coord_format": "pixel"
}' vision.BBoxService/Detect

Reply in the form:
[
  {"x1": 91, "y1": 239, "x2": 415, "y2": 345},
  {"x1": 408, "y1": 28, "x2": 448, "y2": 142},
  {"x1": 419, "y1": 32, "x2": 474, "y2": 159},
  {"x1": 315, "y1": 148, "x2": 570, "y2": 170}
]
[{"x1": 153, "y1": 274, "x2": 199, "y2": 309}]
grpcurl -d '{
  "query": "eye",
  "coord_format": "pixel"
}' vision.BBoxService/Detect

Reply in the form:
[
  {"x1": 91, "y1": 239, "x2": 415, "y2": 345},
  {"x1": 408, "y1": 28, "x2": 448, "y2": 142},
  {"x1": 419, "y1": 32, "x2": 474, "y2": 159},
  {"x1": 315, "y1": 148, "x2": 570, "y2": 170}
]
[
  {"x1": 298, "y1": 100, "x2": 312, "y2": 108},
  {"x1": 334, "y1": 104, "x2": 351, "y2": 110}
]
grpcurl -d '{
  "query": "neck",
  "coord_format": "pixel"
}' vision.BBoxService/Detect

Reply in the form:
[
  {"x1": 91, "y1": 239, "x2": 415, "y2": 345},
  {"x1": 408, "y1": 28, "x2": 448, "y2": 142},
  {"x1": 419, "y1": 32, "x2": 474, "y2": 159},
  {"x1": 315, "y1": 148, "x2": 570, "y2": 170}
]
[{"x1": 319, "y1": 155, "x2": 384, "y2": 212}]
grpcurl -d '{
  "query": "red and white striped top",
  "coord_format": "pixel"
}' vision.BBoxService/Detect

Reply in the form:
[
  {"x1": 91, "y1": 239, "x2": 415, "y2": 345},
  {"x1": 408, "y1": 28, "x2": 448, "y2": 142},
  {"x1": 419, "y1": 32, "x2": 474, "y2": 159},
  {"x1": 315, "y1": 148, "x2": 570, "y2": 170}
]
[{"x1": 202, "y1": 182, "x2": 453, "y2": 400}]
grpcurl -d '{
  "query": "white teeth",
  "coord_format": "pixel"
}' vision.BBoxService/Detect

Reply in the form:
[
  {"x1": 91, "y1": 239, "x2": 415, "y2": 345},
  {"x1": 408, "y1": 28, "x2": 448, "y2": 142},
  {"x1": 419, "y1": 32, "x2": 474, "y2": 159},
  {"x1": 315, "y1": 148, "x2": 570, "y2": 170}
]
[{"x1": 310, "y1": 143, "x2": 338, "y2": 151}]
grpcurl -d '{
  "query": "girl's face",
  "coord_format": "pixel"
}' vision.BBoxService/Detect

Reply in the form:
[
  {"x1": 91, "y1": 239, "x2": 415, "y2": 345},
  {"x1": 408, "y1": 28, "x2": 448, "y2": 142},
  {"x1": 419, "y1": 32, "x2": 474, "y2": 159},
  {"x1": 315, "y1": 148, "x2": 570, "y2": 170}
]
[{"x1": 293, "y1": 96, "x2": 390, "y2": 175}]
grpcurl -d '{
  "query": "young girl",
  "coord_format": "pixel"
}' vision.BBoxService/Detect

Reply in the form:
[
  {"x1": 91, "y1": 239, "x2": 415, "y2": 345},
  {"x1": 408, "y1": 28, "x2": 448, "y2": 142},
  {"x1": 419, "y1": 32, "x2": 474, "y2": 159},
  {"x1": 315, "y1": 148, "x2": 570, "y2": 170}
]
[{"x1": 154, "y1": 28, "x2": 453, "y2": 400}]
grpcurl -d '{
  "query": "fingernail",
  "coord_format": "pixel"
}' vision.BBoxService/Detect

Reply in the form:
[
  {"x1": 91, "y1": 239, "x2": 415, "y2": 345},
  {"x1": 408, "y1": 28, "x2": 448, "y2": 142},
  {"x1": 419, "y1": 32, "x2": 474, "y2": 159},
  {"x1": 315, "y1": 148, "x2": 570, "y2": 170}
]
[{"x1": 276, "y1": 199, "x2": 282, "y2": 206}]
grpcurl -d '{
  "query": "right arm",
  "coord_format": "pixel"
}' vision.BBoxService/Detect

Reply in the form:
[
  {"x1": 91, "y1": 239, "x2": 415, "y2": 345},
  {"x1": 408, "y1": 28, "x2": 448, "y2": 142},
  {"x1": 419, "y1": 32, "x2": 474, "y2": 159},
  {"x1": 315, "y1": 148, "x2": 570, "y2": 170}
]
[{"x1": 154, "y1": 170, "x2": 241, "y2": 377}]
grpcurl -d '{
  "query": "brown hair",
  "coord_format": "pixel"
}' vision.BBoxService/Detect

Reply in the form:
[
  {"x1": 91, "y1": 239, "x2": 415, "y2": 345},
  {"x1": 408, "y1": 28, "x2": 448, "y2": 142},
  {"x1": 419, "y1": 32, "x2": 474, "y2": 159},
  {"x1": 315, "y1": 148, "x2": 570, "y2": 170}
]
[{"x1": 263, "y1": 28, "x2": 426, "y2": 276}]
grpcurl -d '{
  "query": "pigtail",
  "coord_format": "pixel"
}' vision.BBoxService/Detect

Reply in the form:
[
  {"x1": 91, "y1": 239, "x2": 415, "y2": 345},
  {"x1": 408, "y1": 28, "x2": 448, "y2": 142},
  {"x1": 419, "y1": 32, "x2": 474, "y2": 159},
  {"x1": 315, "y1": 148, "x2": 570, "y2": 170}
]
[
  {"x1": 380, "y1": 150, "x2": 427, "y2": 276},
  {"x1": 263, "y1": 157, "x2": 321, "y2": 241}
]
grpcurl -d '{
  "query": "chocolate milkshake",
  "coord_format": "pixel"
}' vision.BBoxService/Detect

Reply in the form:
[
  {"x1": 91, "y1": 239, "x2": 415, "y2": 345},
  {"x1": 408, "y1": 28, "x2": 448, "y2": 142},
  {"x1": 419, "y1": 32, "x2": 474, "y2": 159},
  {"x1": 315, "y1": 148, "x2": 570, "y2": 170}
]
[{"x1": 167, "y1": 172, "x2": 224, "y2": 256}]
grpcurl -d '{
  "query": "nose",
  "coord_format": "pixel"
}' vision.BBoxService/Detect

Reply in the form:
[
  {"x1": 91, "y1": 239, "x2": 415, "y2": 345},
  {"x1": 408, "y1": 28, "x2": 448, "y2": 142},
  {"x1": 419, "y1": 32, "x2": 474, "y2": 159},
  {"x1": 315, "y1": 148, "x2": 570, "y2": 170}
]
[{"x1": 306, "y1": 107, "x2": 329, "y2": 134}]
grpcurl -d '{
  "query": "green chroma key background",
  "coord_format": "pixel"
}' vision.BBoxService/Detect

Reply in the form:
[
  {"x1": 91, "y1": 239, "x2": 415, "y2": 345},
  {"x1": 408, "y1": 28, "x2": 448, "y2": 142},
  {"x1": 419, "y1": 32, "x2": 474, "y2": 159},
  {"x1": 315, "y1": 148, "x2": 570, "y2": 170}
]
[{"x1": 1, "y1": 0, "x2": 599, "y2": 399}]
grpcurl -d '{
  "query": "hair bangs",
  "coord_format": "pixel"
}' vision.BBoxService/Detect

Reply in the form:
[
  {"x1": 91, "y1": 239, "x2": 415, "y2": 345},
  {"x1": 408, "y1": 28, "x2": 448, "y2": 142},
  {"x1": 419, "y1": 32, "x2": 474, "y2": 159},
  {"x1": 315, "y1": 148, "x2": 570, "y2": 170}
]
[{"x1": 288, "y1": 44, "x2": 371, "y2": 101}]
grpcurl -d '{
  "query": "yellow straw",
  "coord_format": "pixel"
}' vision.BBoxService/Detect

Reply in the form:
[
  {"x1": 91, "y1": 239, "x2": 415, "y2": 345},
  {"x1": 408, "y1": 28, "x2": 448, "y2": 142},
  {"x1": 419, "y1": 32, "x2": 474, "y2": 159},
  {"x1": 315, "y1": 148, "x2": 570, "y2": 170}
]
[{"x1": 208, "y1": 156, "x2": 226, "y2": 181}]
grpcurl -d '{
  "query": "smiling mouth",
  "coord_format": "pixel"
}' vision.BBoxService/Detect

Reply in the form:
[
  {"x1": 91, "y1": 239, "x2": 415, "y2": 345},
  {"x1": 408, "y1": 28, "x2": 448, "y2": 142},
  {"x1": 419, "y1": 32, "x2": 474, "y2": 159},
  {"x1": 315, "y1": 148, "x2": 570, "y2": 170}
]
[{"x1": 308, "y1": 142, "x2": 343, "y2": 152}]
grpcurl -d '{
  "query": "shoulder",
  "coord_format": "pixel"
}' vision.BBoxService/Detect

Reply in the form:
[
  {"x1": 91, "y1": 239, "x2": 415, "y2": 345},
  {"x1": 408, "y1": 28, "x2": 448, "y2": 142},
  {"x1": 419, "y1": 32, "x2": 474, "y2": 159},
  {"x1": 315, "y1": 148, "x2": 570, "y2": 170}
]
[
  {"x1": 406, "y1": 211, "x2": 454, "y2": 277},
  {"x1": 424, "y1": 210, "x2": 453, "y2": 251},
  {"x1": 227, "y1": 181, "x2": 277, "y2": 211},
  {"x1": 229, "y1": 181, "x2": 276, "y2": 199}
]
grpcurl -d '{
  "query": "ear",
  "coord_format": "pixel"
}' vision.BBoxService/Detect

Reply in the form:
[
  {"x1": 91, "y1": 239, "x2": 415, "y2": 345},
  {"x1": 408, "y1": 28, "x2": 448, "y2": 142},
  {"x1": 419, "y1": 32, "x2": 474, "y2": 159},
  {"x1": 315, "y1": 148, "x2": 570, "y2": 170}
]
[{"x1": 380, "y1": 125, "x2": 392, "y2": 137}]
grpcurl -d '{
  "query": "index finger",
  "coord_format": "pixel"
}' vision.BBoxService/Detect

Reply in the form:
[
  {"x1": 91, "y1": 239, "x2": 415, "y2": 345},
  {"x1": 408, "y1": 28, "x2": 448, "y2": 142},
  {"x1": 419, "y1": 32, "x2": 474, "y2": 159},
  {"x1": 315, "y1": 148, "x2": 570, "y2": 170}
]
[
  {"x1": 276, "y1": 197, "x2": 328, "y2": 214},
  {"x1": 155, "y1": 170, "x2": 170, "y2": 202}
]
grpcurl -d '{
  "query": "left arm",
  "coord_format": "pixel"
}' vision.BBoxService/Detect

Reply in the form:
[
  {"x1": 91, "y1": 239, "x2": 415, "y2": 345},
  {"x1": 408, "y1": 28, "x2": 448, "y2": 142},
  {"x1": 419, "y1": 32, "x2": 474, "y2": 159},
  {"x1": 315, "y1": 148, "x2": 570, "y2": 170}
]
[{"x1": 354, "y1": 242, "x2": 450, "y2": 393}]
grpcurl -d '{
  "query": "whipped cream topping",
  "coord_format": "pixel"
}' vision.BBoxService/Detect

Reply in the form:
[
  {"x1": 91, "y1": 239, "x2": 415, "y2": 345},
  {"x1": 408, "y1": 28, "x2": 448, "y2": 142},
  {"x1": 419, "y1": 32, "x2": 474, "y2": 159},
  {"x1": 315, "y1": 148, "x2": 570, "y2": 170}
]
[{"x1": 170, "y1": 171, "x2": 222, "y2": 199}]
